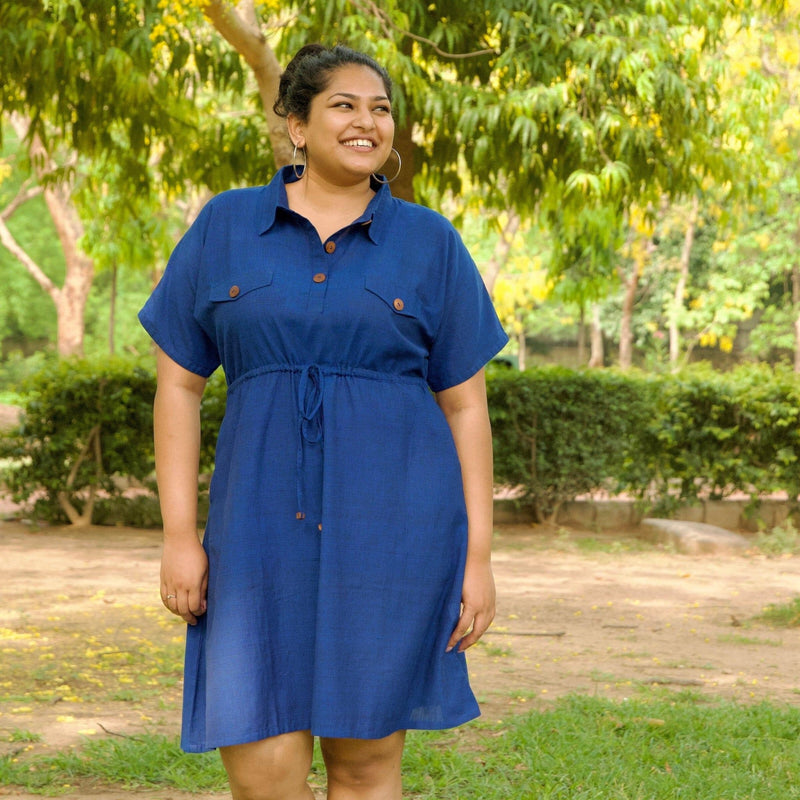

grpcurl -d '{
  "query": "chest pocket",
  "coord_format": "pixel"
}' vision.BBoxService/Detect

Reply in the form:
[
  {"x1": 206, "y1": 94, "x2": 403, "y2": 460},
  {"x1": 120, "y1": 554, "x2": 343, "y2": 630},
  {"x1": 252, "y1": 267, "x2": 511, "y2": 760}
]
[
  {"x1": 364, "y1": 275, "x2": 420, "y2": 319},
  {"x1": 210, "y1": 270, "x2": 274, "y2": 303}
]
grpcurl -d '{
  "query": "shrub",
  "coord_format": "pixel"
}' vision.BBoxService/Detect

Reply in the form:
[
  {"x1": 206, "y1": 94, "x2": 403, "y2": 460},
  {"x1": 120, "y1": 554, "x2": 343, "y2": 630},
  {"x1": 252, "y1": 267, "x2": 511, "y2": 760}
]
[
  {"x1": 487, "y1": 365, "x2": 653, "y2": 522},
  {"x1": 623, "y1": 363, "x2": 800, "y2": 514},
  {"x1": 0, "y1": 357, "x2": 156, "y2": 525}
]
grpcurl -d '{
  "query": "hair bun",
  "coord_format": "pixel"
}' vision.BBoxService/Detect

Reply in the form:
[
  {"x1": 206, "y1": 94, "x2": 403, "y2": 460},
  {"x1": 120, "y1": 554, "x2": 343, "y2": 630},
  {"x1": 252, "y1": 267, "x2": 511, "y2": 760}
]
[{"x1": 273, "y1": 44, "x2": 393, "y2": 121}]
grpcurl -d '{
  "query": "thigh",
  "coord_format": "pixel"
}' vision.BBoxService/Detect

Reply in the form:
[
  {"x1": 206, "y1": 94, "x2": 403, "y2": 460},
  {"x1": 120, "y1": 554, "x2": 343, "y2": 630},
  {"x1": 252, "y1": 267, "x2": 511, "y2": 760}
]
[{"x1": 219, "y1": 730, "x2": 314, "y2": 800}]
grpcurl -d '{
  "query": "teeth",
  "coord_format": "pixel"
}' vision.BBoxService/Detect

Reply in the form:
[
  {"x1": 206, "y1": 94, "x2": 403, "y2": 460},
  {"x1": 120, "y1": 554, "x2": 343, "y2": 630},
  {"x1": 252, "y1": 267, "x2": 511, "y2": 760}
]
[{"x1": 343, "y1": 139, "x2": 374, "y2": 148}]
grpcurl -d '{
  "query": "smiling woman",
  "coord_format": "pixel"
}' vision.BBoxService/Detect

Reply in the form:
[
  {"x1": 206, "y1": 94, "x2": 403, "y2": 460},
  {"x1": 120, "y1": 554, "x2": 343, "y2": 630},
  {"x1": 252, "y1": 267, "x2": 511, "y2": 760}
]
[{"x1": 139, "y1": 42, "x2": 507, "y2": 800}]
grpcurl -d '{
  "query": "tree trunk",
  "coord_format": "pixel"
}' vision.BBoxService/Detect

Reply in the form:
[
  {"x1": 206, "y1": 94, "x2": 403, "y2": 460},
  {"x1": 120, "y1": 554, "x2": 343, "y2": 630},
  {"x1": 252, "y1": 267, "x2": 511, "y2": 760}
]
[
  {"x1": 668, "y1": 196, "x2": 699, "y2": 366},
  {"x1": 43, "y1": 182, "x2": 93, "y2": 357},
  {"x1": 793, "y1": 264, "x2": 800, "y2": 374},
  {"x1": 576, "y1": 303, "x2": 586, "y2": 365},
  {"x1": 588, "y1": 303, "x2": 604, "y2": 367},
  {"x1": 794, "y1": 213, "x2": 800, "y2": 374},
  {"x1": 516, "y1": 325, "x2": 526, "y2": 370},
  {"x1": 4, "y1": 115, "x2": 93, "y2": 357},
  {"x1": 109, "y1": 261, "x2": 118, "y2": 355},
  {"x1": 202, "y1": 0, "x2": 293, "y2": 168},
  {"x1": 618, "y1": 265, "x2": 640, "y2": 370}
]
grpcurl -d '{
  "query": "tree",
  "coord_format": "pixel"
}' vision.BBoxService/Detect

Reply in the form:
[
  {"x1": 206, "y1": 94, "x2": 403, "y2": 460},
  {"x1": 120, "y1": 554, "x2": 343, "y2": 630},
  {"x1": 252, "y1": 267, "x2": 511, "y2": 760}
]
[
  {"x1": 0, "y1": 0, "x2": 272, "y2": 355},
  {"x1": 3, "y1": 0, "x2": 792, "y2": 359}
]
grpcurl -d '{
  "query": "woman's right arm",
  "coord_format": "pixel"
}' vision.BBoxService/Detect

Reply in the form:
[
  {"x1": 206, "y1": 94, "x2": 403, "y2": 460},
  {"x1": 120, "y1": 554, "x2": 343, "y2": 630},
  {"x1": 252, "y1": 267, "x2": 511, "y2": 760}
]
[{"x1": 154, "y1": 347, "x2": 209, "y2": 625}]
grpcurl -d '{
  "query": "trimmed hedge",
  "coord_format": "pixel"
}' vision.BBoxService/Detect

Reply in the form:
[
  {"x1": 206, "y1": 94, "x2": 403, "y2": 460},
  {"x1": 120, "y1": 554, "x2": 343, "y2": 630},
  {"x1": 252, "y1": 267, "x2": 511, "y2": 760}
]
[
  {"x1": 487, "y1": 364, "x2": 655, "y2": 522},
  {"x1": 4, "y1": 358, "x2": 800, "y2": 527},
  {"x1": 0, "y1": 358, "x2": 156, "y2": 525},
  {"x1": 623, "y1": 364, "x2": 800, "y2": 514}
]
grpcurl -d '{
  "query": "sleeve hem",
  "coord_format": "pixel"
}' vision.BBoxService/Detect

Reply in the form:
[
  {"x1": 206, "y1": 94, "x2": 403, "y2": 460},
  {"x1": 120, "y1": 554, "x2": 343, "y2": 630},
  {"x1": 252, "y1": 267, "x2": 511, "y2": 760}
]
[
  {"x1": 427, "y1": 332, "x2": 509, "y2": 393},
  {"x1": 138, "y1": 311, "x2": 220, "y2": 379}
]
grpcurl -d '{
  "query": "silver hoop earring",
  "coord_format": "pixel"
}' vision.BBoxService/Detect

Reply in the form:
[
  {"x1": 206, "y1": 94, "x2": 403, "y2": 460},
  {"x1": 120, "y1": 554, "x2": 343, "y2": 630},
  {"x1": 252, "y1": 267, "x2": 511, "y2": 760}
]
[
  {"x1": 292, "y1": 143, "x2": 306, "y2": 180},
  {"x1": 372, "y1": 147, "x2": 402, "y2": 184}
]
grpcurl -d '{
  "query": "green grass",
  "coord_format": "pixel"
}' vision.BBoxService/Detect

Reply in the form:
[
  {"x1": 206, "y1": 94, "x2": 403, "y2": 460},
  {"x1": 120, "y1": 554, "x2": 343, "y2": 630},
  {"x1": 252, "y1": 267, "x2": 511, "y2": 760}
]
[
  {"x1": 717, "y1": 633, "x2": 784, "y2": 647},
  {"x1": 3, "y1": 695, "x2": 800, "y2": 797},
  {"x1": 6, "y1": 729, "x2": 43, "y2": 743},
  {"x1": 755, "y1": 520, "x2": 800, "y2": 556},
  {"x1": 757, "y1": 596, "x2": 800, "y2": 628}
]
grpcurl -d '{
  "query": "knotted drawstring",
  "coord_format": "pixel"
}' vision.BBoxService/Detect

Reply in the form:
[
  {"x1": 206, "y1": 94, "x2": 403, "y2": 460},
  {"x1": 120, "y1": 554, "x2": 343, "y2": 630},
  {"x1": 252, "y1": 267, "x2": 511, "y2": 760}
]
[{"x1": 296, "y1": 364, "x2": 324, "y2": 521}]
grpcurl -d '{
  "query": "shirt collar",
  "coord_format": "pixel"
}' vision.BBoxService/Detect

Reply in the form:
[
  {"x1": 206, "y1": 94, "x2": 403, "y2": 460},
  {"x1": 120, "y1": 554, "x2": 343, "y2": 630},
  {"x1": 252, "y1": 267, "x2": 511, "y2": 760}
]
[{"x1": 257, "y1": 165, "x2": 391, "y2": 245}]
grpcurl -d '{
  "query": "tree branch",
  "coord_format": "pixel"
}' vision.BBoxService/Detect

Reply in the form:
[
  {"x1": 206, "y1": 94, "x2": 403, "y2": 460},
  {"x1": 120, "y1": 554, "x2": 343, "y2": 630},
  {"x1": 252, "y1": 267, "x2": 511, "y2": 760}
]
[
  {"x1": 201, "y1": 0, "x2": 293, "y2": 166},
  {"x1": 57, "y1": 424, "x2": 102, "y2": 527},
  {"x1": 0, "y1": 213, "x2": 58, "y2": 297},
  {"x1": 352, "y1": 0, "x2": 497, "y2": 59},
  {"x1": 0, "y1": 179, "x2": 43, "y2": 221}
]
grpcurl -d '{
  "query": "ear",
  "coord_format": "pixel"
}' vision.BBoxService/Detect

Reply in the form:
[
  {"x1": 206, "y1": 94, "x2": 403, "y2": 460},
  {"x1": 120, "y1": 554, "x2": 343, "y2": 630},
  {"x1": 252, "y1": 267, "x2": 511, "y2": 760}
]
[{"x1": 287, "y1": 114, "x2": 305, "y2": 149}]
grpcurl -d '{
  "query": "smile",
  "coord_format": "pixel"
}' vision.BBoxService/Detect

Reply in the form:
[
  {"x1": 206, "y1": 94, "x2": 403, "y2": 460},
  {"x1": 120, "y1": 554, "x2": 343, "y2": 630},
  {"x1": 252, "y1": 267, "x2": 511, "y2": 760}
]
[{"x1": 342, "y1": 139, "x2": 376, "y2": 149}]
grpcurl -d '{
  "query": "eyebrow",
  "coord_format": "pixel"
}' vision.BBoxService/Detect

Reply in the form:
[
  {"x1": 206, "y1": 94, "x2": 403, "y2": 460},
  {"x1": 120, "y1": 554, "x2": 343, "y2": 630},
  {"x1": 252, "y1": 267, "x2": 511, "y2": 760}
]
[{"x1": 328, "y1": 92, "x2": 391, "y2": 102}]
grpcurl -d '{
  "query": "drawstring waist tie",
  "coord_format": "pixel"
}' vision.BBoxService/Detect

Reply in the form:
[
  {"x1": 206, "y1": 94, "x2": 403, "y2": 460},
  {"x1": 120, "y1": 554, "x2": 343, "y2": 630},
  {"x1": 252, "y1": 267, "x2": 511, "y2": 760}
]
[
  {"x1": 225, "y1": 363, "x2": 428, "y2": 526},
  {"x1": 296, "y1": 364, "x2": 324, "y2": 521}
]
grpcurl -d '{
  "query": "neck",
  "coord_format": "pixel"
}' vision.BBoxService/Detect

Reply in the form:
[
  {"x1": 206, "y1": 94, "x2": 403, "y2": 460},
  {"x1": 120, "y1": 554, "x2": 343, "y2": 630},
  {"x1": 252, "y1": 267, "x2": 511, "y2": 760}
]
[
  {"x1": 285, "y1": 168, "x2": 376, "y2": 243},
  {"x1": 291, "y1": 168, "x2": 374, "y2": 210}
]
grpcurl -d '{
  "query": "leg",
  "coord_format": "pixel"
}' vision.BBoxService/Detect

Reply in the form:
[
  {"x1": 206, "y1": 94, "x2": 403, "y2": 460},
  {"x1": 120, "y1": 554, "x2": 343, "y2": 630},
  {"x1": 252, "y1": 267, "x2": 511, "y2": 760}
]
[
  {"x1": 219, "y1": 730, "x2": 315, "y2": 800},
  {"x1": 320, "y1": 730, "x2": 406, "y2": 800}
]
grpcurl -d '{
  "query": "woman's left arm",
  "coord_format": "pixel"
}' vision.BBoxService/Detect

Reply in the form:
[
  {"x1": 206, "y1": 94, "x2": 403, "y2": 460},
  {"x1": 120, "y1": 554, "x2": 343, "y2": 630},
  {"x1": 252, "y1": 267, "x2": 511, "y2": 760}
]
[{"x1": 436, "y1": 368, "x2": 496, "y2": 653}]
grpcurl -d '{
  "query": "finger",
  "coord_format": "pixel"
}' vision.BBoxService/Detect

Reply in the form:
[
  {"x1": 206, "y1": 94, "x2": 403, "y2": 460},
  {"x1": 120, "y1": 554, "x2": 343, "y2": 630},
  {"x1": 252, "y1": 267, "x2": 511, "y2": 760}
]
[
  {"x1": 187, "y1": 583, "x2": 208, "y2": 619},
  {"x1": 458, "y1": 610, "x2": 494, "y2": 652},
  {"x1": 173, "y1": 592, "x2": 199, "y2": 626},
  {"x1": 446, "y1": 607, "x2": 475, "y2": 653}
]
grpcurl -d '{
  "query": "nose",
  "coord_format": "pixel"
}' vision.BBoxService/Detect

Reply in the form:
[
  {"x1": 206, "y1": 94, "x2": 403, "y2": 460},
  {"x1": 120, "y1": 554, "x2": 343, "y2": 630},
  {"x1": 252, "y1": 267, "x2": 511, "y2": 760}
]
[{"x1": 353, "y1": 104, "x2": 376, "y2": 130}]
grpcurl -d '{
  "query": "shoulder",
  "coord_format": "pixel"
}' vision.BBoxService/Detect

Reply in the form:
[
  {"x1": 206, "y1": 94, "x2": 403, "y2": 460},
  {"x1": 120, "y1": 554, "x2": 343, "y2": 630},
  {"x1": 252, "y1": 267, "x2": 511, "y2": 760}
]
[
  {"x1": 187, "y1": 186, "x2": 270, "y2": 242},
  {"x1": 204, "y1": 186, "x2": 268, "y2": 215},
  {"x1": 384, "y1": 197, "x2": 463, "y2": 248},
  {"x1": 389, "y1": 196, "x2": 454, "y2": 230}
]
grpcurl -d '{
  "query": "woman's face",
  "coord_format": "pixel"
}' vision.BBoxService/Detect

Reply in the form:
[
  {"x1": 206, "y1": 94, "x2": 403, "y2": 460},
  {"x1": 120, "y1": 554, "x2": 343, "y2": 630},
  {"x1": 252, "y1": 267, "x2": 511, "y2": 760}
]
[{"x1": 290, "y1": 63, "x2": 395, "y2": 186}]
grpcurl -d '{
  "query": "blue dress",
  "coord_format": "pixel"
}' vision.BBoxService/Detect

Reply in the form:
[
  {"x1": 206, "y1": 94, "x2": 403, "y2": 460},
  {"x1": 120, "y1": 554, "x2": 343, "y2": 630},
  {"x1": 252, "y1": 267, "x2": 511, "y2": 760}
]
[{"x1": 139, "y1": 167, "x2": 508, "y2": 752}]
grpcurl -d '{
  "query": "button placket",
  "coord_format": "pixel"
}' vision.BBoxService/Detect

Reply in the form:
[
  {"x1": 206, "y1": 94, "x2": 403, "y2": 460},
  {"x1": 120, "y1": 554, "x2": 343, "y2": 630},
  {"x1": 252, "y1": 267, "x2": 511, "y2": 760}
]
[{"x1": 307, "y1": 238, "x2": 336, "y2": 314}]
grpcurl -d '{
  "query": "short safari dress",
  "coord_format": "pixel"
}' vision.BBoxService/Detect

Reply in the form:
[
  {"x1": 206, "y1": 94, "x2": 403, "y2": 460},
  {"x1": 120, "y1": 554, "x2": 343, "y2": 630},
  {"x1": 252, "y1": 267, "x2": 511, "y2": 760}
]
[{"x1": 139, "y1": 166, "x2": 508, "y2": 752}]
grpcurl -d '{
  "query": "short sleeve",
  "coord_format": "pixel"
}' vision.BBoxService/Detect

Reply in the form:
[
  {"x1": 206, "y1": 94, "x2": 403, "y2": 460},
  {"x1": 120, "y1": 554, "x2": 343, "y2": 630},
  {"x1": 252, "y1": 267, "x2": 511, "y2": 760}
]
[
  {"x1": 426, "y1": 230, "x2": 508, "y2": 392},
  {"x1": 138, "y1": 204, "x2": 221, "y2": 378}
]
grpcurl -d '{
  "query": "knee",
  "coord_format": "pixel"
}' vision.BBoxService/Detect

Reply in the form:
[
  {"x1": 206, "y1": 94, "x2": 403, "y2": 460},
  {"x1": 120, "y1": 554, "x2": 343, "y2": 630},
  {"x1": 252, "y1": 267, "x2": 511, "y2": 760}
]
[
  {"x1": 321, "y1": 732, "x2": 405, "y2": 791},
  {"x1": 220, "y1": 732, "x2": 313, "y2": 800}
]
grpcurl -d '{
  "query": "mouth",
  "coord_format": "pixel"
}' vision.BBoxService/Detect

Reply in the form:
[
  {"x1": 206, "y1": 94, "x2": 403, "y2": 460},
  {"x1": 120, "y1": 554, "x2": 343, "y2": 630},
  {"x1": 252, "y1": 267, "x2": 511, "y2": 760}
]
[{"x1": 341, "y1": 138, "x2": 377, "y2": 150}]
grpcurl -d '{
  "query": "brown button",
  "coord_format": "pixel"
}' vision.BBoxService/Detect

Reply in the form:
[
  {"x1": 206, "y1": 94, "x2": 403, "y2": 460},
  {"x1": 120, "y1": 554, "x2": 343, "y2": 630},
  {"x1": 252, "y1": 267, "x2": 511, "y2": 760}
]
[
  {"x1": 393, "y1": 298, "x2": 404, "y2": 311},
  {"x1": 324, "y1": 241, "x2": 336, "y2": 254},
  {"x1": 313, "y1": 273, "x2": 327, "y2": 284},
  {"x1": 318, "y1": 523, "x2": 323, "y2": 532},
  {"x1": 229, "y1": 285, "x2": 240, "y2": 298}
]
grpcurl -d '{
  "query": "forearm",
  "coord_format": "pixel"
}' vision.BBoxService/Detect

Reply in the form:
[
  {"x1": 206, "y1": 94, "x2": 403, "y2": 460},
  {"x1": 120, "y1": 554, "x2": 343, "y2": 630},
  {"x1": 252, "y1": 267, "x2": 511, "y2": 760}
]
[
  {"x1": 154, "y1": 353, "x2": 206, "y2": 543},
  {"x1": 436, "y1": 372, "x2": 495, "y2": 564},
  {"x1": 446, "y1": 406, "x2": 494, "y2": 562},
  {"x1": 437, "y1": 370, "x2": 497, "y2": 650}
]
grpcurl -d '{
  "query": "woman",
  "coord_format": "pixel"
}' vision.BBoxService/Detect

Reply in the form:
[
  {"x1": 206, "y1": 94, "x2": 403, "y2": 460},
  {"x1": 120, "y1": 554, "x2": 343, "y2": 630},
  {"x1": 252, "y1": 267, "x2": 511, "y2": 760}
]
[{"x1": 140, "y1": 44, "x2": 508, "y2": 800}]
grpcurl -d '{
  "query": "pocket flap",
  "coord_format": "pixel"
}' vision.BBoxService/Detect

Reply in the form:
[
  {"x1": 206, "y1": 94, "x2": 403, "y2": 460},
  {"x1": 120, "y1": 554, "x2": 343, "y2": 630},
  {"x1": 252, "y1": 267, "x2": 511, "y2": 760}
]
[
  {"x1": 364, "y1": 276, "x2": 419, "y2": 318},
  {"x1": 210, "y1": 270, "x2": 274, "y2": 302}
]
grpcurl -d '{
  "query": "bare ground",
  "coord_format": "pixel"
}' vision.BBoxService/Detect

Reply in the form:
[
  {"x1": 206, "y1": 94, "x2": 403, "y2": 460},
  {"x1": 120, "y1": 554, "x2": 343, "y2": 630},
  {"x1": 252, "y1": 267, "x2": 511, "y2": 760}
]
[{"x1": 0, "y1": 520, "x2": 798, "y2": 799}]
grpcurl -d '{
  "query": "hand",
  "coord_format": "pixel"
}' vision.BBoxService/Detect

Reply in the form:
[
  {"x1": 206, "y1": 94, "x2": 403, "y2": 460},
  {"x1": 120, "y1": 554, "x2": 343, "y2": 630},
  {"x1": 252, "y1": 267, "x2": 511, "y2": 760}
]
[
  {"x1": 160, "y1": 536, "x2": 208, "y2": 625},
  {"x1": 447, "y1": 558, "x2": 496, "y2": 653}
]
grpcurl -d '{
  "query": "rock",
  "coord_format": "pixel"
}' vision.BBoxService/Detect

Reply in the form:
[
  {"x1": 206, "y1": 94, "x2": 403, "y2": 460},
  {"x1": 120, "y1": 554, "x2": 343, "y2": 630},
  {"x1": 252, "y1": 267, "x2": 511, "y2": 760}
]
[{"x1": 640, "y1": 518, "x2": 750, "y2": 555}]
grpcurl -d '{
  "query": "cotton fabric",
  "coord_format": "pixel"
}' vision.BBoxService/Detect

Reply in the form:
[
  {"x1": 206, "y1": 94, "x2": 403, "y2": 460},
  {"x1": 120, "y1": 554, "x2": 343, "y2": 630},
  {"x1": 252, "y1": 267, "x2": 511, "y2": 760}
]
[{"x1": 139, "y1": 167, "x2": 508, "y2": 752}]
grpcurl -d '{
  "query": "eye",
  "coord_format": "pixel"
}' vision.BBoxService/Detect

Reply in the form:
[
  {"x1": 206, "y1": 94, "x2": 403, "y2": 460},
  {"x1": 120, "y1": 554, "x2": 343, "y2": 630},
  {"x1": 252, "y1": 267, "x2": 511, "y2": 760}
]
[{"x1": 374, "y1": 104, "x2": 392, "y2": 114}]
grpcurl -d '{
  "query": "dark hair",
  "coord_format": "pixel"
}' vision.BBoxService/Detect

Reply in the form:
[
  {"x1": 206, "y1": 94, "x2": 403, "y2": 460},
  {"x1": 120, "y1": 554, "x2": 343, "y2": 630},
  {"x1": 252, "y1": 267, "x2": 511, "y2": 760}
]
[{"x1": 273, "y1": 44, "x2": 393, "y2": 122}]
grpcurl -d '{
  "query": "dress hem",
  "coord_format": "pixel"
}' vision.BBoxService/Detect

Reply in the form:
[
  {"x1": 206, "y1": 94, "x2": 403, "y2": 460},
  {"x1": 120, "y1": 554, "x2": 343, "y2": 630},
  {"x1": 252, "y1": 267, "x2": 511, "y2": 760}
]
[{"x1": 180, "y1": 707, "x2": 481, "y2": 753}]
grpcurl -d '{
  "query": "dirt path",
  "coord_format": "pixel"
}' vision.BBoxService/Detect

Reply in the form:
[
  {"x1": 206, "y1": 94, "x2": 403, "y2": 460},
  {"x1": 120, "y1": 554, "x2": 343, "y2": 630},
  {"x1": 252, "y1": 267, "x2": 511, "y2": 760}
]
[{"x1": 1, "y1": 521, "x2": 798, "y2": 799}]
